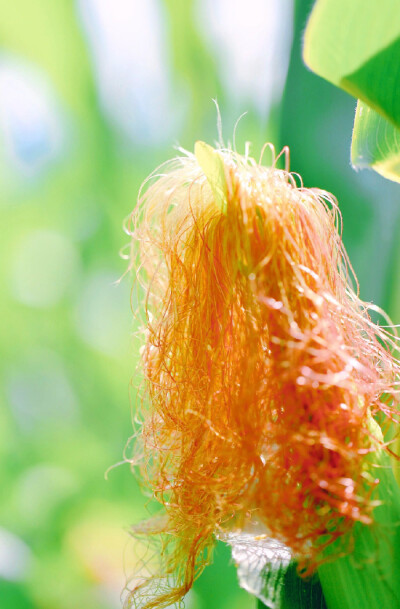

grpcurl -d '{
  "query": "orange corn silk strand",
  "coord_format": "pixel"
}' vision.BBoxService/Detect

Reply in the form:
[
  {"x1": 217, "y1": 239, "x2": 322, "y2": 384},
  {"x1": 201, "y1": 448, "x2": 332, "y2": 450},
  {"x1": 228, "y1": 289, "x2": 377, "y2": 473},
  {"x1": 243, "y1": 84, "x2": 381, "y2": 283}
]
[{"x1": 127, "y1": 144, "x2": 399, "y2": 608}]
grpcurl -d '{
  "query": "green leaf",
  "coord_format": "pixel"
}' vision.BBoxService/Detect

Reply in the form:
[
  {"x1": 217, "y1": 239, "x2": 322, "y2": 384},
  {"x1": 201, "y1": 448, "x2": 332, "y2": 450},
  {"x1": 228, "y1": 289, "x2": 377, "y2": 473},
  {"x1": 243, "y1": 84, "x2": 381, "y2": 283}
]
[
  {"x1": 257, "y1": 563, "x2": 327, "y2": 609},
  {"x1": 224, "y1": 531, "x2": 293, "y2": 608},
  {"x1": 351, "y1": 99, "x2": 400, "y2": 183},
  {"x1": 240, "y1": 446, "x2": 400, "y2": 609},
  {"x1": 225, "y1": 529, "x2": 328, "y2": 608},
  {"x1": 318, "y1": 450, "x2": 400, "y2": 609},
  {"x1": 303, "y1": 0, "x2": 400, "y2": 128},
  {"x1": 195, "y1": 141, "x2": 227, "y2": 214}
]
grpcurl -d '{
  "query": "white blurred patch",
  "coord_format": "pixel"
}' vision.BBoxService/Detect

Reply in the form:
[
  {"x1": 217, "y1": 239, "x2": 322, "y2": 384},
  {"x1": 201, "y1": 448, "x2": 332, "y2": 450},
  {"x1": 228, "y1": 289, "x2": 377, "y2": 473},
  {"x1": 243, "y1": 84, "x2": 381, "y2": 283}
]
[
  {"x1": 0, "y1": 54, "x2": 65, "y2": 176},
  {"x1": 74, "y1": 270, "x2": 131, "y2": 357},
  {"x1": 7, "y1": 349, "x2": 79, "y2": 431},
  {"x1": 76, "y1": 0, "x2": 186, "y2": 146},
  {"x1": 0, "y1": 528, "x2": 32, "y2": 581},
  {"x1": 196, "y1": 0, "x2": 294, "y2": 119},
  {"x1": 97, "y1": 583, "x2": 126, "y2": 609},
  {"x1": 15, "y1": 465, "x2": 78, "y2": 527},
  {"x1": 11, "y1": 229, "x2": 80, "y2": 308}
]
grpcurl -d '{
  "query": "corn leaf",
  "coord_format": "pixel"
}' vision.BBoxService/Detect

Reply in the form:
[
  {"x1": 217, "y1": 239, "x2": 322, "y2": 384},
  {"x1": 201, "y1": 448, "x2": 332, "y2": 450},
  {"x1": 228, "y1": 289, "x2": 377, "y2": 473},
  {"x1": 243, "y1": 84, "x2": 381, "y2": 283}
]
[
  {"x1": 318, "y1": 450, "x2": 400, "y2": 609},
  {"x1": 303, "y1": 0, "x2": 400, "y2": 129},
  {"x1": 249, "y1": 448, "x2": 400, "y2": 609},
  {"x1": 351, "y1": 100, "x2": 400, "y2": 183},
  {"x1": 257, "y1": 563, "x2": 327, "y2": 609}
]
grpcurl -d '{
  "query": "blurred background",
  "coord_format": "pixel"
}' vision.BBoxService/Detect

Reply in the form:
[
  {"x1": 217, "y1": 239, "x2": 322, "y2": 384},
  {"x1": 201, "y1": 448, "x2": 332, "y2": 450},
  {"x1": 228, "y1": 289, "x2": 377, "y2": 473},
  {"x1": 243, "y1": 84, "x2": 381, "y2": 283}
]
[{"x1": 1, "y1": 1, "x2": 399, "y2": 608}]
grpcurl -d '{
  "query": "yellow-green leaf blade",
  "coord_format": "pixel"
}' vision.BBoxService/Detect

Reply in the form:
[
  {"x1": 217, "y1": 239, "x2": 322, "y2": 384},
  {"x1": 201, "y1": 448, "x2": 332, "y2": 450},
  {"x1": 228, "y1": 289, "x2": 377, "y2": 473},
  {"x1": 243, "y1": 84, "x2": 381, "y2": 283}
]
[
  {"x1": 352, "y1": 100, "x2": 400, "y2": 183},
  {"x1": 195, "y1": 141, "x2": 227, "y2": 214},
  {"x1": 303, "y1": 0, "x2": 400, "y2": 128}
]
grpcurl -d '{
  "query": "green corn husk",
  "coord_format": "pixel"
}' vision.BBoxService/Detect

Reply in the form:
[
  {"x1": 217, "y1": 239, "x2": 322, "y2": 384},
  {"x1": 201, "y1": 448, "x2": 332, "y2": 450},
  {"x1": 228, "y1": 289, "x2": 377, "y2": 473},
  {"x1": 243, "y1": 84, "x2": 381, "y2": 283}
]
[
  {"x1": 318, "y1": 450, "x2": 400, "y2": 609},
  {"x1": 257, "y1": 563, "x2": 327, "y2": 609},
  {"x1": 256, "y1": 416, "x2": 400, "y2": 609}
]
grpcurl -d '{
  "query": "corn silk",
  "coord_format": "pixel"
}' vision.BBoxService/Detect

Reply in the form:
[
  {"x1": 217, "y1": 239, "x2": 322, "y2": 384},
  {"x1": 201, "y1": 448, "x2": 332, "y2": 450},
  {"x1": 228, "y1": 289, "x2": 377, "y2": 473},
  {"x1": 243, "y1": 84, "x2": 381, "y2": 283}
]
[{"x1": 124, "y1": 143, "x2": 400, "y2": 609}]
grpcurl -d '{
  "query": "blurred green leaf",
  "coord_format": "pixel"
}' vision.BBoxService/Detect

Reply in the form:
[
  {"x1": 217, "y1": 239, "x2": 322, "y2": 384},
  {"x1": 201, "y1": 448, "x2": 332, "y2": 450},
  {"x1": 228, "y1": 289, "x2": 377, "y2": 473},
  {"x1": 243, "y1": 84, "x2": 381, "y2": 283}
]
[
  {"x1": 352, "y1": 99, "x2": 400, "y2": 183},
  {"x1": 303, "y1": 0, "x2": 400, "y2": 128}
]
